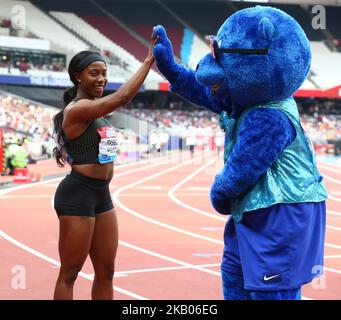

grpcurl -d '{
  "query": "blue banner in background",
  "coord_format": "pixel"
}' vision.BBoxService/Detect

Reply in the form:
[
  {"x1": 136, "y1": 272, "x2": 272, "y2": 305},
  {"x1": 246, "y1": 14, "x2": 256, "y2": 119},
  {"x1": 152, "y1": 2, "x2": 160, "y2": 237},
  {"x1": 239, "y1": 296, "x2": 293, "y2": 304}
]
[
  {"x1": 0, "y1": 75, "x2": 31, "y2": 85},
  {"x1": 30, "y1": 75, "x2": 71, "y2": 87},
  {"x1": 0, "y1": 74, "x2": 142, "y2": 91}
]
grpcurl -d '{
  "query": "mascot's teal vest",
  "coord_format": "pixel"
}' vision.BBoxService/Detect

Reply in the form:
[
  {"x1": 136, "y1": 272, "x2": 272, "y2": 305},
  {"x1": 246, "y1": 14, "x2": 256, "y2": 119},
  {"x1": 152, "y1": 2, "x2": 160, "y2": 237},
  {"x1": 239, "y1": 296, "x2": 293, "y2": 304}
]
[{"x1": 221, "y1": 98, "x2": 327, "y2": 223}]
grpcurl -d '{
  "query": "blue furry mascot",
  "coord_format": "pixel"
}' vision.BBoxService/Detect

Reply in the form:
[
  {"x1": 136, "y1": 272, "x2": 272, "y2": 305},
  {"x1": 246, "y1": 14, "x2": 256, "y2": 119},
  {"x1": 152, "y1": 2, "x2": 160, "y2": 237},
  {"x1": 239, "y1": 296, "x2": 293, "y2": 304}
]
[{"x1": 153, "y1": 6, "x2": 327, "y2": 300}]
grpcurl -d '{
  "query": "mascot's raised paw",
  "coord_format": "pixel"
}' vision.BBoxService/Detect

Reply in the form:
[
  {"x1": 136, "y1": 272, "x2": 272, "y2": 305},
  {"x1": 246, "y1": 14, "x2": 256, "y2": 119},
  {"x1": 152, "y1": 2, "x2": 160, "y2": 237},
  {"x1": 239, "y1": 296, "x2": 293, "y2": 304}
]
[
  {"x1": 152, "y1": 25, "x2": 181, "y2": 83},
  {"x1": 210, "y1": 173, "x2": 231, "y2": 215}
]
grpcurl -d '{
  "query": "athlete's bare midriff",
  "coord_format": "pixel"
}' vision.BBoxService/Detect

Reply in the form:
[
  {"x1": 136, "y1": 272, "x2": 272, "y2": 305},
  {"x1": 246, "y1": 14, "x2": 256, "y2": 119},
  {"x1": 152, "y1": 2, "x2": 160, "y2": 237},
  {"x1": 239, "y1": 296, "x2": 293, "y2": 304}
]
[{"x1": 72, "y1": 162, "x2": 114, "y2": 181}]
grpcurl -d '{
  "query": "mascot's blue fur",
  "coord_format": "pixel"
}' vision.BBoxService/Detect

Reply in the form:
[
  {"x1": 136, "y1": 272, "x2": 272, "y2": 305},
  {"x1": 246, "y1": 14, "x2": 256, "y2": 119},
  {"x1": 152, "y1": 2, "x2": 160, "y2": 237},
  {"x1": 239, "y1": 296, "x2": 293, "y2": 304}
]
[
  {"x1": 153, "y1": 6, "x2": 311, "y2": 215},
  {"x1": 153, "y1": 5, "x2": 327, "y2": 300}
]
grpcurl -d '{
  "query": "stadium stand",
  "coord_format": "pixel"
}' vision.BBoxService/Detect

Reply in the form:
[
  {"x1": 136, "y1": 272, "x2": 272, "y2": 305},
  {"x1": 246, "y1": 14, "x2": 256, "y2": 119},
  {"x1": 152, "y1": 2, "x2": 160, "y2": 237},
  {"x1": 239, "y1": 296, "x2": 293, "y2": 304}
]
[
  {"x1": 49, "y1": 11, "x2": 132, "y2": 81},
  {"x1": 32, "y1": 0, "x2": 163, "y2": 82},
  {"x1": 1, "y1": 0, "x2": 89, "y2": 60},
  {"x1": 0, "y1": 0, "x2": 162, "y2": 85},
  {"x1": 95, "y1": 0, "x2": 184, "y2": 58},
  {"x1": 17, "y1": 0, "x2": 339, "y2": 91}
]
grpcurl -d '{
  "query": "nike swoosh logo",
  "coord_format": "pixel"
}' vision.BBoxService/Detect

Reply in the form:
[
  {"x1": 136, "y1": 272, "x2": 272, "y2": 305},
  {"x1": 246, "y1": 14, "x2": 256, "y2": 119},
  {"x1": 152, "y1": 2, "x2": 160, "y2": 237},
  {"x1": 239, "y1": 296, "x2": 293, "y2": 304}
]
[{"x1": 263, "y1": 274, "x2": 280, "y2": 281}]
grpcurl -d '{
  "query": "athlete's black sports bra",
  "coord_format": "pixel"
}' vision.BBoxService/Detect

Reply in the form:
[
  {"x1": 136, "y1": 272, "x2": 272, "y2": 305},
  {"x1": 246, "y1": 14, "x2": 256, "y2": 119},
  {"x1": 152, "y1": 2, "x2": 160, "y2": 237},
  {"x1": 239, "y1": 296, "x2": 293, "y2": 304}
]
[{"x1": 63, "y1": 117, "x2": 118, "y2": 165}]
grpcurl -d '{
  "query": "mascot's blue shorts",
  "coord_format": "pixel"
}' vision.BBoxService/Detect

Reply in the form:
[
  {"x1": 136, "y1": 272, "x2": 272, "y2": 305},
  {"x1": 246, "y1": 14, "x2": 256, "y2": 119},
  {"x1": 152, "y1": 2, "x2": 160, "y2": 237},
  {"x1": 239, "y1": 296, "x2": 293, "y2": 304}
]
[{"x1": 221, "y1": 202, "x2": 326, "y2": 299}]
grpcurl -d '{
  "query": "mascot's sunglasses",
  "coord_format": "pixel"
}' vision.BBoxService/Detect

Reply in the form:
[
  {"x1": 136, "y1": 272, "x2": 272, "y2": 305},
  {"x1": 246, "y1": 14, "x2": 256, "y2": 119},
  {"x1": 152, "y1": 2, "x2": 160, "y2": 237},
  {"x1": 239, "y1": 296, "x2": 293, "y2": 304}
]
[{"x1": 209, "y1": 36, "x2": 268, "y2": 59}]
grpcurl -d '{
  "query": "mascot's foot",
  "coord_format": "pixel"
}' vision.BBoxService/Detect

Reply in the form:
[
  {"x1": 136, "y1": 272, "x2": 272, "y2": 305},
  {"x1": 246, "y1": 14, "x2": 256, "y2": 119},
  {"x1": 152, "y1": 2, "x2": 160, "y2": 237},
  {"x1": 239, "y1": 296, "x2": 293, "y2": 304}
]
[
  {"x1": 249, "y1": 288, "x2": 301, "y2": 300},
  {"x1": 221, "y1": 270, "x2": 251, "y2": 300}
]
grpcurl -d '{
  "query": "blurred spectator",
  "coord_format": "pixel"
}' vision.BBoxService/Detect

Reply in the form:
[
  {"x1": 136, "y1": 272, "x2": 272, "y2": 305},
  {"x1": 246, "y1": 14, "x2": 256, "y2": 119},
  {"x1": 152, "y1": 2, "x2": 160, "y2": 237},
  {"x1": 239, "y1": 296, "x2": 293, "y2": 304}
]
[
  {"x1": 300, "y1": 114, "x2": 341, "y2": 144},
  {"x1": 186, "y1": 126, "x2": 197, "y2": 158},
  {"x1": 18, "y1": 58, "x2": 30, "y2": 74},
  {"x1": 5, "y1": 138, "x2": 28, "y2": 175},
  {"x1": 159, "y1": 130, "x2": 170, "y2": 155},
  {"x1": 149, "y1": 131, "x2": 160, "y2": 156},
  {"x1": 1, "y1": 18, "x2": 11, "y2": 28},
  {"x1": 215, "y1": 130, "x2": 224, "y2": 156}
]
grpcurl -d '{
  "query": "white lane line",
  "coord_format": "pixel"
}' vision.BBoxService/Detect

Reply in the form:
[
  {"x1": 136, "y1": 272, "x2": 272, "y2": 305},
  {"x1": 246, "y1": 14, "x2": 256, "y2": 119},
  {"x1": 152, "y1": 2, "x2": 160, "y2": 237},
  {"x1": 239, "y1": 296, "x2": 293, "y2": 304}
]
[
  {"x1": 330, "y1": 192, "x2": 341, "y2": 196},
  {"x1": 168, "y1": 158, "x2": 226, "y2": 222},
  {"x1": 117, "y1": 193, "x2": 168, "y2": 197},
  {"x1": 324, "y1": 267, "x2": 341, "y2": 275},
  {"x1": 328, "y1": 195, "x2": 341, "y2": 203},
  {"x1": 113, "y1": 154, "x2": 224, "y2": 245},
  {"x1": 325, "y1": 243, "x2": 341, "y2": 250},
  {"x1": 327, "y1": 210, "x2": 341, "y2": 217},
  {"x1": 327, "y1": 225, "x2": 341, "y2": 232},
  {"x1": 0, "y1": 176, "x2": 66, "y2": 196},
  {"x1": 175, "y1": 193, "x2": 210, "y2": 196},
  {"x1": 322, "y1": 174, "x2": 341, "y2": 185},
  {"x1": 113, "y1": 155, "x2": 191, "y2": 180},
  {"x1": 201, "y1": 227, "x2": 224, "y2": 231},
  {"x1": 318, "y1": 165, "x2": 341, "y2": 175},
  {"x1": 4, "y1": 193, "x2": 219, "y2": 199},
  {"x1": 114, "y1": 152, "x2": 183, "y2": 170},
  {"x1": 137, "y1": 186, "x2": 163, "y2": 190},
  {"x1": 117, "y1": 193, "x2": 212, "y2": 197},
  {"x1": 119, "y1": 240, "x2": 220, "y2": 276},
  {"x1": 325, "y1": 255, "x2": 341, "y2": 259},
  {"x1": 192, "y1": 253, "x2": 222, "y2": 258},
  {"x1": 113, "y1": 152, "x2": 182, "y2": 172},
  {"x1": 115, "y1": 263, "x2": 221, "y2": 276},
  {"x1": 0, "y1": 195, "x2": 53, "y2": 199},
  {"x1": 44, "y1": 184, "x2": 61, "y2": 187},
  {"x1": 0, "y1": 230, "x2": 148, "y2": 300}
]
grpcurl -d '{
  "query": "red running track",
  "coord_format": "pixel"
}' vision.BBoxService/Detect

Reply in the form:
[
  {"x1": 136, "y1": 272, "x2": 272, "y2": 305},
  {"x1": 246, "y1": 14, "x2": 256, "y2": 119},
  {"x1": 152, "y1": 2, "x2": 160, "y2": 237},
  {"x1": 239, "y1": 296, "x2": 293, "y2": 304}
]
[{"x1": 0, "y1": 152, "x2": 340, "y2": 300}]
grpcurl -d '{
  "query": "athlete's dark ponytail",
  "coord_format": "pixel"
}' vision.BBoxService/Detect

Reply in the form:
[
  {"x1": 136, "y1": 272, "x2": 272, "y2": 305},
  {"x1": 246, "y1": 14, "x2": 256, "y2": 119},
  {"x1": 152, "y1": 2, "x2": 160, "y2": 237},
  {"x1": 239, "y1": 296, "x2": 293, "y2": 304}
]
[
  {"x1": 52, "y1": 50, "x2": 97, "y2": 167},
  {"x1": 63, "y1": 86, "x2": 78, "y2": 107}
]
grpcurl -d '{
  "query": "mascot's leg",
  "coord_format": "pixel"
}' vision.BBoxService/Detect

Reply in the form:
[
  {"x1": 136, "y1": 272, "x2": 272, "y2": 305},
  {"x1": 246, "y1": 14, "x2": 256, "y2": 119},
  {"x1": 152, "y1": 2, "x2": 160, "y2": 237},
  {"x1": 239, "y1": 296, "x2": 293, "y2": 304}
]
[
  {"x1": 221, "y1": 269, "x2": 251, "y2": 300},
  {"x1": 249, "y1": 288, "x2": 301, "y2": 300},
  {"x1": 221, "y1": 217, "x2": 251, "y2": 300}
]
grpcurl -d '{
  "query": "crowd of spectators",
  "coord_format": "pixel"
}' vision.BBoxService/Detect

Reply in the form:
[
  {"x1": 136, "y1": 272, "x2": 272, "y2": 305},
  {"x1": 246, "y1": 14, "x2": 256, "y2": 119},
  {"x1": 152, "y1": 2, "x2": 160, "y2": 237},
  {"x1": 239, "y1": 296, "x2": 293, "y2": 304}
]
[
  {"x1": 122, "y1": 107, "x2": 220, "y2": 133},
  {"x1": 0, "y1": 94, "x2": 56, "y2": 140},
  {"x1": 298, "y1": 99, "x2": 341, "y2": 145},
  {"x1": 0, "y1": 93, "x2": 57, "y2": 162},
  {"x1": 123, "y1": 103, "x2": 340, "y2": 142},
  {"x1": 300, "y1": 114, "x2": 341, "y2": 144},
  {"x1": 0, "y1": 57, "x2": 66, "y2": 74},
  {"x1": 122, "y1": 99, "x2": 341, "y2": 155}
]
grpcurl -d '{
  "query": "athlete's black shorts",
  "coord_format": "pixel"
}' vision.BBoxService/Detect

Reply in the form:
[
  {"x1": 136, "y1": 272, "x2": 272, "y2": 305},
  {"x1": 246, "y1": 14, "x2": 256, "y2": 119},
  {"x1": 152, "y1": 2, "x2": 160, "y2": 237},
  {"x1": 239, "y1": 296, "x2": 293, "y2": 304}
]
[{"x1": 54, "y1": 170, "x2": 114, "y2": 217}]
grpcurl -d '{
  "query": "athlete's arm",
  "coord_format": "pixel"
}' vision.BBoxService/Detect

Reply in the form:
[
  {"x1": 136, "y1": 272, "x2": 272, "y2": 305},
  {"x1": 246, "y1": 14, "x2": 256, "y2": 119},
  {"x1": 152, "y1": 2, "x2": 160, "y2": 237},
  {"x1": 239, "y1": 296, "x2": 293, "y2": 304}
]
[{"x1": 65, "y1": 32, "x2": 159, "y2": 122}]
